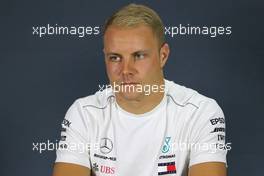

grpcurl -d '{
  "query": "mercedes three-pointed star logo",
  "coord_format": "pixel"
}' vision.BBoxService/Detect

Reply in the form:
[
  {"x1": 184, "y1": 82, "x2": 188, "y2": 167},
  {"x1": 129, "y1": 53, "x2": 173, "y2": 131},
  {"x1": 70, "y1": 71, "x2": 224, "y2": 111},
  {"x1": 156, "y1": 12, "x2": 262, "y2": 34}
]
[{"x1": 100, "y1": 138, "x2": 113, "y2": 154}]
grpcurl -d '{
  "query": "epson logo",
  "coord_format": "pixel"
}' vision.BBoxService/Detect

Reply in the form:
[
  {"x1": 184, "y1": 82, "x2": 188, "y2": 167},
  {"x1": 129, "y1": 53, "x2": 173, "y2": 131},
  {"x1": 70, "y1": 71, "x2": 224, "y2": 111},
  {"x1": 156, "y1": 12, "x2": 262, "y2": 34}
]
[{"x1": 210, "y1": 118, "x2": 225, "y2": 125}]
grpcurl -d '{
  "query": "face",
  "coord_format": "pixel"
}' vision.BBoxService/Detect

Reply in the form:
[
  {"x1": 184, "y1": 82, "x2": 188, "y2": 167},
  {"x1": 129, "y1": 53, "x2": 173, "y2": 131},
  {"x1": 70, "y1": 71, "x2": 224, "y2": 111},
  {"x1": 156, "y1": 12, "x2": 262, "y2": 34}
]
[{"x1": 103, "y1": 25, "x2": 169, "y2": 101}]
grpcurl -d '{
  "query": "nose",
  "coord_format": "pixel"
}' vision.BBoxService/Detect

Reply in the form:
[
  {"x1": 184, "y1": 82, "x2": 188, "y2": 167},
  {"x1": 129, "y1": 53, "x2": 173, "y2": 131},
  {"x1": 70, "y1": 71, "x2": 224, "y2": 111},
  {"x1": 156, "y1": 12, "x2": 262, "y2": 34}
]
[{"x1": 121, "y1": 57, "x2": 135, "y2": 78}]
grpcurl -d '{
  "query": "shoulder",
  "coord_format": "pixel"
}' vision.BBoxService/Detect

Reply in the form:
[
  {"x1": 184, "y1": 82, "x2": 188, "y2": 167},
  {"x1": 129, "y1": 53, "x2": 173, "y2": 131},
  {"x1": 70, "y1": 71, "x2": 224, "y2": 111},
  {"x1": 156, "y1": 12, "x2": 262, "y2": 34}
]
[
  {"x1": 63, "y1": 86, "x2": 114, "y2": 127},
  {"x1": 165, "y1": 79, "x2": 223, "y2": 114},
  {"x1": 74, "y1": 86, "x2": 114, "y2": 110}
]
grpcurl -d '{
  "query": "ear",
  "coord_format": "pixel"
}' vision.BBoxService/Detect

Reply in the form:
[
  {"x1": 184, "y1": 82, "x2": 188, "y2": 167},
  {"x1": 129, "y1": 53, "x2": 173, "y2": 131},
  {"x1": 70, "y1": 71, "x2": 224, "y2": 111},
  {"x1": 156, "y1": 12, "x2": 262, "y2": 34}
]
[{"x1": 159, "y1": 43, "x2": 170, "y2": 68}]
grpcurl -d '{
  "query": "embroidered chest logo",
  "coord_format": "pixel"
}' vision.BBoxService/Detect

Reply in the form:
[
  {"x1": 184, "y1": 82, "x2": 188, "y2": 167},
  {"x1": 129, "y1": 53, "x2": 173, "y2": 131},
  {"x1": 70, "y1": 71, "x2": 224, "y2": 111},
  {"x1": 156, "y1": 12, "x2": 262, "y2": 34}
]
[
  {"x1": 162, "y1": 137, "x2": 171, "y2": 153},
  {"x1": 100, "y1": 138, "x2": 113, "y2": 154},
  {"x1": 158, "y1": 161, "x2": 177, "y2": 175}
]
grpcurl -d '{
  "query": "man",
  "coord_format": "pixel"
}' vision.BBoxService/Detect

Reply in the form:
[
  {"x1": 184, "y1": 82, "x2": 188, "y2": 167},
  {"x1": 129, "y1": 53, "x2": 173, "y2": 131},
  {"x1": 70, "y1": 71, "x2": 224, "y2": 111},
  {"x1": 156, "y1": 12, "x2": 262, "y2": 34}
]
[{"x1": 53, "y1": 3, "x2": 227, "y2": 176}]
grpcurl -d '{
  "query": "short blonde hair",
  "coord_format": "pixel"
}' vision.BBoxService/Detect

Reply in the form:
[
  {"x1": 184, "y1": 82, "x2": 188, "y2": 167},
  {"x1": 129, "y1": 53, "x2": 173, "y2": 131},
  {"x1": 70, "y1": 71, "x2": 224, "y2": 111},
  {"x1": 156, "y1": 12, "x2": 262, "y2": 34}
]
[{"x1": 103, "y1": 3, "x2": 165, "y2": 47}]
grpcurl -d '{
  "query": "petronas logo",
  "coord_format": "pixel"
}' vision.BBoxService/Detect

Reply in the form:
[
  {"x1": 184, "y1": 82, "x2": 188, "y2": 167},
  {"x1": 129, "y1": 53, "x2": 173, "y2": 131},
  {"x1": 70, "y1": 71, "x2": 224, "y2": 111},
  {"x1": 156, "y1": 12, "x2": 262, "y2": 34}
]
[{"x1": 162, "y1": 137, "x2": 171, "y2": 153}]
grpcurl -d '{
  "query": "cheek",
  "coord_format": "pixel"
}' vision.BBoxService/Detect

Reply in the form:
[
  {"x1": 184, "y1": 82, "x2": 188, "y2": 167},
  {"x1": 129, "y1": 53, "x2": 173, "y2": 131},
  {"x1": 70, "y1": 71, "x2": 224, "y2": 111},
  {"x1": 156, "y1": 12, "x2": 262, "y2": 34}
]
[
  {"x1": 106, "y1": 63, "x2": 120, "y2": 78},
  {"x1": 137, "y1": 57, "x2": 160, "y2": 74}
]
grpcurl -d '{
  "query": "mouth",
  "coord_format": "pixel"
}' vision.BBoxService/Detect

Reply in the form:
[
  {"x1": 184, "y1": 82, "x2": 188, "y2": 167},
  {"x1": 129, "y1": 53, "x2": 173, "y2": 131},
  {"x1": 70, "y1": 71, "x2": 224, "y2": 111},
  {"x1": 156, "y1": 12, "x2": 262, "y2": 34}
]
[{"x1": 120, "y1": 82, "x2": 139, "y2": 85}]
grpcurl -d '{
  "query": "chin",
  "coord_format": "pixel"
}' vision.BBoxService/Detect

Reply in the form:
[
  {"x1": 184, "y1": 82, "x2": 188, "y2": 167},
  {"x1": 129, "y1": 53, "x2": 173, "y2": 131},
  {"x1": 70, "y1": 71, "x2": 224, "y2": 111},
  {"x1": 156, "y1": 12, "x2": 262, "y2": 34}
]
[{"x1": 117, "y1": 91, "x2": 143, "y2": 101}]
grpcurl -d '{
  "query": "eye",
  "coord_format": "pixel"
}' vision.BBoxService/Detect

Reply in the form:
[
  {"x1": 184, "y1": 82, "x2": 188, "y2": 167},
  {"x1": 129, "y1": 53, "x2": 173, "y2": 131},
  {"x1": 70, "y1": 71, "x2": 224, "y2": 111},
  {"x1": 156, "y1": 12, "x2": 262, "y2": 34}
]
[
  {"x1": 108, "y1": 55, "x2": 121, "y2": 62},
  {"x1": 134, "y1": 53, "x2": 145, "y2": 60}
]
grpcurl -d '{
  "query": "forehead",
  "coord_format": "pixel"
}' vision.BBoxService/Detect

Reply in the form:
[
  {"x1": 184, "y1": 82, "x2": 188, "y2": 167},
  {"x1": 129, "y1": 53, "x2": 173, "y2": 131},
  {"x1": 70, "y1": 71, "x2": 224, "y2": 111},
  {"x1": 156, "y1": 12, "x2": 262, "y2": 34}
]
[{"x1": 103, "y1": 25, "x2": 158, "y2": 52}]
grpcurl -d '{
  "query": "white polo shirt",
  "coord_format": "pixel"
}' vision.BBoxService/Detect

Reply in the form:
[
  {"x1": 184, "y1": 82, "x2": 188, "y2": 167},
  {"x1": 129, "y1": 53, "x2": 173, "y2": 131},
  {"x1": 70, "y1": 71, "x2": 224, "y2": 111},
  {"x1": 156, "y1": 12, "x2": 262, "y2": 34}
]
[{"x1": 55, "y1": 79, "x2": 227, "y2": 176}]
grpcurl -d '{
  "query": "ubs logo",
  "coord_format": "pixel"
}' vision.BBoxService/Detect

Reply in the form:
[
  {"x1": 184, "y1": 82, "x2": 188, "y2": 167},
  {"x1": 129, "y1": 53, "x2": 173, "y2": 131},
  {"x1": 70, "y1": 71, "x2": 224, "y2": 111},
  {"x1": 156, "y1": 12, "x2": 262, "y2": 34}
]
[
  {"x1": 100, "y1": 138, "x2": 113, "y2": 154},
  {"x1": 101, "y1": 165, "x2": 115, "y2": 174}
]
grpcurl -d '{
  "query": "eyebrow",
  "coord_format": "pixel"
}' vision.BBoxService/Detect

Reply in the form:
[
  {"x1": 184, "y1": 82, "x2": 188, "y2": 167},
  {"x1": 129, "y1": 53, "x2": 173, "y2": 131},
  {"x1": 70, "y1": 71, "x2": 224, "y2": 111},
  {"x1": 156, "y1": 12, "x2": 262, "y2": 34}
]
[
  {"x1": 105, "y1": 52, "x2": 122, "y2": 58},
  {"x1": 105, "y1": 50, "x2": 150, "y2": 57}
]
